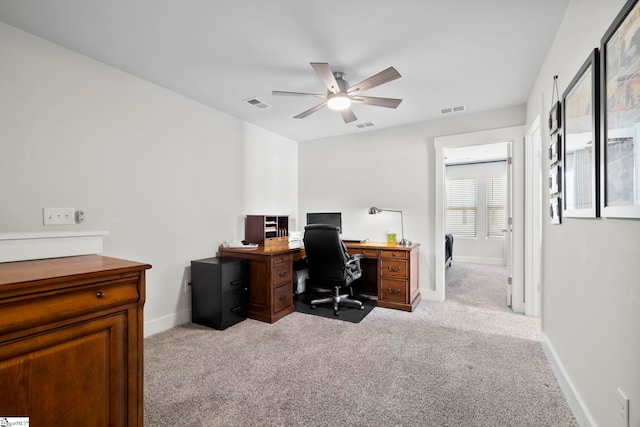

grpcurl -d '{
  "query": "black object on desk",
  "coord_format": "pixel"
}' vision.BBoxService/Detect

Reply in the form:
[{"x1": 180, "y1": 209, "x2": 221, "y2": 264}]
[{"x1": 191, "y1": 257, "x2": 249, "y2": 330}]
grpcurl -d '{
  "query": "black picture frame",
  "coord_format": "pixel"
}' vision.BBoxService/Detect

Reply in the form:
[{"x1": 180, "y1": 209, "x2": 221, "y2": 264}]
[
  {"x1": 549, "y1": 101, "x2": 561, "y2": 135},
  {"x1": 600, "y1": 0, "x2": 640, "y2": 218},
  {"x1": 562, "y1": 48, "x2": 600, "y2": 218}
]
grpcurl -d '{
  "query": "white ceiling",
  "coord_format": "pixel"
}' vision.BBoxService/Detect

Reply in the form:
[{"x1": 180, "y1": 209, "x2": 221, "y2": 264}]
[{"x1": 0, "y1": 0, "x2": 570, "y2": 142}]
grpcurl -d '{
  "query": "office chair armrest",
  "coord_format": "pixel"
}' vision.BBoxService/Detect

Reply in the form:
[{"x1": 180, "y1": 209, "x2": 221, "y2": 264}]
[{"x1": 345, "y1": 254, "x2": 363, "y2": 279}]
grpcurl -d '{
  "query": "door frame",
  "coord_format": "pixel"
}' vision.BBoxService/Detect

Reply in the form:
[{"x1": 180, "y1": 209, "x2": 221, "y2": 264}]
[
  {"x1": 433, "y1": 126, "x2": 525, "y2": 313},
  {"x1": 524, "y1": 116, "x2": 542, "y2": 317}
]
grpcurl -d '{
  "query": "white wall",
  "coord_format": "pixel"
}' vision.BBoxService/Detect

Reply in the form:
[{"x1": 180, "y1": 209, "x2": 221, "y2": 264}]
[
  {"x1": 526, "y1": 1, "x2": 640, "y2": 426},
  {"x1": 298, "y1": 105, "x2": 526, "y2": 294},
  {"x1": 445, "y1": 161, "x2": 507, "y2": 264},
  {"x1": 0, "y1": 22, "x2": 298, "y2": 336}
]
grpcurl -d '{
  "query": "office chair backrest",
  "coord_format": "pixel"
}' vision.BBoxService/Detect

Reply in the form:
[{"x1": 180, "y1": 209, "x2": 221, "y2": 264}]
[{"x1": 303, "y1": 224, "x2": 349, "y2": 284}]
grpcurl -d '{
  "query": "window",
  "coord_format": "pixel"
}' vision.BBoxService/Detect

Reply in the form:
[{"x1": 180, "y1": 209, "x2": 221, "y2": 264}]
[
  {"x1": 446, "y1": 178, "x2": 477, "y2": 237},
  {"x1": 486, "y1": 176, "x2": 506, "y2": 238}
]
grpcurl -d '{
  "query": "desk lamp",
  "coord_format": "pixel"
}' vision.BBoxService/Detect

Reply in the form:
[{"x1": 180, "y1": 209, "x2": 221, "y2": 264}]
[{"x1": 368, "y1": 207, "x2": 412, "y2": 246}]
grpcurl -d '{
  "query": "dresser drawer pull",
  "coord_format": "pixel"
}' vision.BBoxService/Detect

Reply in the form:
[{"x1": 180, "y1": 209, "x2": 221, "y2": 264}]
[
  {"x1": 387, "y1": 288, "x2": 401, "y2": 295},
  {"x1": 278, "y1": 294, "x2": 288, "y2": 301},
  {"x1": 96, "y1": 291, "x2": 104, "y2": 299},
  {"x1": 230, "y1": 306, "x2": 243, "y2": 313},
  {"x1": 387, "y1": 266, "x2": 401, "y2": 272},
  {"x1": 230, "y1": 279, "x2": 243, "y2": 286},
  {"x1": 278, "y1": 271, "x2": 288, "y2": 277}
]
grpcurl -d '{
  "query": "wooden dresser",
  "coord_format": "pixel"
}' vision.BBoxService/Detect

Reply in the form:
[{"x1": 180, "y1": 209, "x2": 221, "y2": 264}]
[
  {"x1": 219, "y1": 246, "x2": 296, "y2": 323},
  {"x1": 0, "y1": 255, "x2": 151, "y2": 426}
]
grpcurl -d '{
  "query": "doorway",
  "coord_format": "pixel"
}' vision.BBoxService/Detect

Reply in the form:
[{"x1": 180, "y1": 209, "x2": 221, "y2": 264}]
[{"x1": 433, "y1": 126, "x2": 525, "y2": 314}]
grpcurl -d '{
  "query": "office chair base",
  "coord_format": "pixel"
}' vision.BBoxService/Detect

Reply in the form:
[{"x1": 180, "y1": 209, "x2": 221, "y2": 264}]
[{"x1": 310, "y1": 287, "x2": 364, "y2": 316}]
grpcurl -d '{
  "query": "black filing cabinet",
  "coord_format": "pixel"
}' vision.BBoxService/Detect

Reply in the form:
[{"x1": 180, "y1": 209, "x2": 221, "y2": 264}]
[{"x1": 191, "y1": 257, "x2": 249, "y2": 330}]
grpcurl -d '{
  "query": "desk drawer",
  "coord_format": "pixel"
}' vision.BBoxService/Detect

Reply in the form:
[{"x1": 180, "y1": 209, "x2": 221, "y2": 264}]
[
  {"x1": 273, "y1": 283, "x2": 292, "y2": 313},
  {"x1": 272, "y1": 253, "x2": 292, "y2": 266},
  {"x1": 380, "y1": 259, "x2": 407, "y2": 278},
  {"x1": 348, "y1": 248, "x2": 378, "y2": 258},
  {"x1": 272, "y1": 263, "x2": 292, "y2": 286},
  {"x1": 380, "y1": 278, "x2": 407, "y2": 303},
  {"x1": 381, "y1": 250, "x2": 408, "y2": 259}
]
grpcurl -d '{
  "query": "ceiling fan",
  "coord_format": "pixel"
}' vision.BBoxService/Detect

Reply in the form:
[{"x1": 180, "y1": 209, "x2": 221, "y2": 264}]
[{"x1": 272, "y1": 62, "x2": 402, "y2": 124}]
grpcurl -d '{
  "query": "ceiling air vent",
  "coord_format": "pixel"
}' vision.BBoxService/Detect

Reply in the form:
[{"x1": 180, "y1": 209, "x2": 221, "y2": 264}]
[
  {"x1": 244, "y1": 98, "x2": 271, "y2": 109},
  {"x1": 440, "y1": 105, "x2": 466, "y2": 115},
  {"x1": 353, "y1": 122, "x2": 376, "y2": 129}
]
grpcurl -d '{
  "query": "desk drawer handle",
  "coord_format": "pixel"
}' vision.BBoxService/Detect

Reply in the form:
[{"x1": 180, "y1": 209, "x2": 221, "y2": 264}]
[
  {"x1": 387, "y1": 288, "x2": 401, "y2": 295},
  {"x1": 230, "y1": 280, "x2": 243, "y2": 286},
  {"x1": 96, "y1": 291, "x2": 104, "y2": 299},
  {"x1": 387, "y1": 266, "x2": 401, "y2": 272},
  {"x1": 278, "y1": 294, "x2": 288, "y2": 301},
  {"x1": 230, "y1": 306, "x2": 243, "y2": 313},
  {"x1": 278, "y1": 271, "x2": 288, "y2": 277}
]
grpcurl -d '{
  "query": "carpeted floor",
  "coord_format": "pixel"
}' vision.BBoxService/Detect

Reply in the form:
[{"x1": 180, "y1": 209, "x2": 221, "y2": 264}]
[{"x1": 144, "y1": 262, "x2": 577, "y2": 426}]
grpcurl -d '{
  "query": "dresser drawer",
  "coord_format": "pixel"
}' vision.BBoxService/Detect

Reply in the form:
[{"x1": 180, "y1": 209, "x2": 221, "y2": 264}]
[
  {"x1": 0, "y1": 278, "x2": 139, "y2": 337},
  {"x1": 272, "y1": 253, "x2": 292, "y2": 266},
  {"x1": 273, "y1": 283, "x2": 292, "y2": 313},
  {"x1": 380, "y1": 249, "x2": 408, "y2": 259},
  {"x1": 348, "y1": 248, "x2": 378, "y2": 258},
  {"x1": 380, "y1": 278, "x2": 407, "y2": 303},
  {"x1": 272, "y1": 263, "x2": 292, "y2": 286},
  {"x1": 380, "y1": 259, "x2": 407, "y2": 278}
]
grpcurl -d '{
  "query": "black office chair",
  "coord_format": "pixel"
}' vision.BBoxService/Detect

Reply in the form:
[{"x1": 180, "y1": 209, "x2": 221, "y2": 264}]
[{"x1": 303, "y1": 224, "x2": 364, "y2": 316}]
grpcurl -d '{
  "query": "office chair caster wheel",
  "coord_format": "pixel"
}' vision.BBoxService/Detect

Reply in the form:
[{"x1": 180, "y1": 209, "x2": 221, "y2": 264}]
[
  {"x1": 334, "y1": 311, "x2": 340, "y2": 316},
  {"x1": 359, "y1": 306, "x2": 364, "y2": 310},
  {"x1": 310, "y1": 305, "x2": 316, "y2": 309}
]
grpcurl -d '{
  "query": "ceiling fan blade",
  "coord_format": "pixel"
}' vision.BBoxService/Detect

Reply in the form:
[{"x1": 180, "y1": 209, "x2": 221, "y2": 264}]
[
  {"x1": 340, "y1": 108, "x2": 357, "y2": 123},
  {"x1": 351, "y1": 96, "x2": 403, "y2": 108},
  {"x1": 347, "y1": 67, "x2": 401, "y2": 95},
  {"x1": 272, "y1": 91, "x2": 326, "y2": 99},
  {"x1": 310, "y1": 62, "x2": 341, "y2": 94},
  {"x1": 294, "y1": 102, "x2": 327, "y2": 119}
]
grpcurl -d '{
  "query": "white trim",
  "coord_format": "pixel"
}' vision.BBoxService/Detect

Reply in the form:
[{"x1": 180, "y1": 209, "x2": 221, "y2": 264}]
[
  {"x1": 0, "y1": 231, "x2": 108, "y2": 262},
  {"x1": 539, "y1": 333, "x2": 596, "y2": 427},
  {"x1": 144, "y1": 308, "x2": 192, "y2": 338},
  {"x1": 525, "y1": 116, "x2": 542, "y2": 318},
  {"x1": 452, "y1": 256, "x2": 504, "y2": 265}
]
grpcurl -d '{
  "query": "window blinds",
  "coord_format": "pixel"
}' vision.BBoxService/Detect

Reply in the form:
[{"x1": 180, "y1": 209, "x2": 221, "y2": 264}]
[{"x1": 446, "y1": 178, "x2": 478, "y2": 238}]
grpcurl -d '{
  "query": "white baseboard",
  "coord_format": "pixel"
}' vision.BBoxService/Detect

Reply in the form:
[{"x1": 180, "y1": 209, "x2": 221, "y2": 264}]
[
  {"x1": 420, "y1": 287, "x2": 444, "y2": 302},
  {"x1": 539, "y1": 333, "x2": 596, "y2": 427},
  {"x1": 144, "y1": 309, "x2": 192, "y2": 338},
  {"x1": 452, "y1": 256, "x2": 505, "y2": 265}
]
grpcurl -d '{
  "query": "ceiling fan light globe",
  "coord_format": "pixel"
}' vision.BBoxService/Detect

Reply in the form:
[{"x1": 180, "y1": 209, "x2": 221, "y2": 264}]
[{"x1": 327, "y1": 93, "x2": 352, "y2": 111}]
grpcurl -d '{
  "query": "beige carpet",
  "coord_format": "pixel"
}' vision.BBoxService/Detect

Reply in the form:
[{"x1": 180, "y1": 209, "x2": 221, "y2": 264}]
[{"x1": 144, "y1": 262, "x2": 577, "y2": 426}]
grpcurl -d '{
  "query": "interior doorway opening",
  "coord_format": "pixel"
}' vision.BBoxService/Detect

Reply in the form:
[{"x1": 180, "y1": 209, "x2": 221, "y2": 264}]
[{"x1": 434, "y1": 126, "x2": 525, "y2": 314}]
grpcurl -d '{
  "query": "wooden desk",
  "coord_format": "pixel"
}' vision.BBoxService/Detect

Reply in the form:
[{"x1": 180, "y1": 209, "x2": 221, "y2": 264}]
[
  {"x1": 345, "y1": 241, "x2": 421, "y2": 312},
  {"x1": 220, "y1": 241, "x2": 420, "y2": 322},
  {"x1": 219, "y1": 245, "x2": 297, "y2": 323}
]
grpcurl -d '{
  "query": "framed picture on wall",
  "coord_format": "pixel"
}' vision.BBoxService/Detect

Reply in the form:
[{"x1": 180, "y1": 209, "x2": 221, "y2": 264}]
[
  {"x1": 600, "y1": 0, "x2": 640, "y2": 218},
  {"x1": 562, "y1": 48, "x2": 600, "y2": 218}
]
